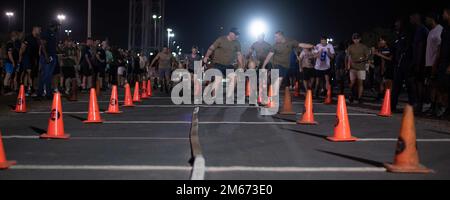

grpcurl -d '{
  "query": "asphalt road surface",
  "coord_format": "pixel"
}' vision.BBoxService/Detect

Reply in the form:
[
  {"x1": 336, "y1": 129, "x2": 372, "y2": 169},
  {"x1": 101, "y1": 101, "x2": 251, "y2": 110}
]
[{"x1": 0, "y1": 87, "x2": 449, "y2": 180}]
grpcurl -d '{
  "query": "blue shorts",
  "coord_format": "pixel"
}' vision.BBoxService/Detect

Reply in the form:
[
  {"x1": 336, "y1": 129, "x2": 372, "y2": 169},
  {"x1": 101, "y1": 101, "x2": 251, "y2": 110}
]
[
  {"x1": 214, "y1": 64, "x2": 234, "y2": 77},
  {"x1": 21, "y1": 56, "x2": 31, "y2": 70},
  {"x1": 159, "y1": 68, "x2": 171, "y2": 79},
  {"x1": 272, "y1": 65, "x2": 289, "y2": 80},
  {"x1": 5, "y1": 63, "x2": 14, "y2": 74}
]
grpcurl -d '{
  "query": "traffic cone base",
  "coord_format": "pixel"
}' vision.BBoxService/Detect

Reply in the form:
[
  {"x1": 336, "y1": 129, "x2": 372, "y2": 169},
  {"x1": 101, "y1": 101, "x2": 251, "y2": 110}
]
[
  {"x1": 105, "y1": 111, "x2": 123, "y2": 114},
  {"x1": 0, "y1": 161, "x2": 16, "y2": 169},
  {"x1": 40, "y1": 133, "x2": 70, "y2": 140},
  {"x1": 83, "y1": 119, "x2": 103, "y2": 123},
  {"x1": 280, "y1": 111, "x2": 296, "y2": 115},
  {"x1": 298, "y1": 120, "x2": 318, "y2": 125},
  {"x1": 326, "y1": 136, "x2": 357, "y2": 142},
  {"x1": 123, "y1": 104, "x2": 135, "y2": 107},
  {"x1": 378, "y1": 113, "x2": 392, "y2": 117},
  {"x1": 384, "y1": 163, "x2": 433, "y2": 174}
]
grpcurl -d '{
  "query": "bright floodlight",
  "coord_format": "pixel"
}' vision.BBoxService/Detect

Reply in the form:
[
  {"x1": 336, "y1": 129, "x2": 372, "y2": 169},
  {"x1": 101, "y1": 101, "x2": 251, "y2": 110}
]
[
  {"x1": 5, "y1": 12, "x2": 14, "y2": 17},
  {"x1": 57, "y1": 14, "x2": 66, "y2": 21},
  {"x1": 153, "y1": 15, "x2": 157, "y2": 19},
  {"x1": 167, "y1": 28, "x2": 173, "y2": 32},
  {"x1": 249, "y1": 20, "x2": 268, "y2": 38}
]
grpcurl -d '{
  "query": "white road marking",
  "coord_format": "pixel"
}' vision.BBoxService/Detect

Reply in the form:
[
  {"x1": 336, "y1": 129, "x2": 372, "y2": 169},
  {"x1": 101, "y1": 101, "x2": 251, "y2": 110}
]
[
  {"x1": 8, "y1": 165, "x2": 386, "y2": 173},
  {"x1": 28, "y1": 111, "x2": 104, "y2": 114},
  {"x1": 10, "y1": 165, "x2": 192, "y2": 171},
  {"x1": 297, "y1": 113, "x2": 377, "y2": 116},
  {"x1": 104, "y1": 121, "x2": 296, "y2": 125},
  {"x1": 205, "y1": 166, "x2": 386, "y2": 173},
  {"x1": 2, "y1": 135, "x2": 189, "y2": 140},
  {"x1": 358, "y1": 138, "x2": 450, "y2": 142}
]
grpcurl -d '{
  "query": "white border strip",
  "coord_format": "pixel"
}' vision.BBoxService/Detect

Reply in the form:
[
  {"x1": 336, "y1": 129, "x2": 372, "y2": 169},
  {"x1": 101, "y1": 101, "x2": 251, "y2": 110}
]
[
  {"x1": 2, "y1": 136, "x2": 189, "y2": 140},
  {"x1": 206, "y1": 166, "x2": 386, "y2": 173},
  {"x1": 10, "y1": 165, "x2": 191, "y2": 171}
]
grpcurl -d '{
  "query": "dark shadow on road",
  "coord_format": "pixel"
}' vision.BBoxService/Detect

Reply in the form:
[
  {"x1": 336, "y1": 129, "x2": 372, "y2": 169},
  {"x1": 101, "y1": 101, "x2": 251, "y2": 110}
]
[
  {"x1": 68, "y1": 114, "x2": 87, "y2": 122},
  {"x1": 30, "y1": 126, "x2": 46, "y2": 135},
  {"x1": 317, "y1": 149, "x2": 384, "y2": 167},
  {"x1": 272, "y1": 115, "x2": 297, "y2": 123},
  {"x1": 281, "y1": 128, "x2": 327, "y2": 139},
  {"x1": 426, "y1": 129, "x2": 450, "y2": 136}
]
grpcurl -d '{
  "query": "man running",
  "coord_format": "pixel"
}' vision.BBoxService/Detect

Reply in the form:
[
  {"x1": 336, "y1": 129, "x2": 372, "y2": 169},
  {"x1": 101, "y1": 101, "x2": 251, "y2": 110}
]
[
  {"x1": 203, "y1": 28, "x2": 245, "y2": 99},
  {"x1": 347, "y1": 33, "x2": 370, "y2": 104},
  {"x1": 19, "y1": 26, "x2": 41, "y2": 96},
  {"x1": 261, "y1": 31, "x2": 314, "y2": 106},
  {"x1": 149, "y1": 46, "x2": 176, "y2": 94}
]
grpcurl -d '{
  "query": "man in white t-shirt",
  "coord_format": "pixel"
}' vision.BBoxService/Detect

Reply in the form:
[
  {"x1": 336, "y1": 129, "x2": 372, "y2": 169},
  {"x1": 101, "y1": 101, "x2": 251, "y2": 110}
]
[
  {"x1": 313, "y1": 36, "x2": 335, "y2": 98},
  {"x1": 424, "y1": 13, "x2": 443, "y2": 113}
]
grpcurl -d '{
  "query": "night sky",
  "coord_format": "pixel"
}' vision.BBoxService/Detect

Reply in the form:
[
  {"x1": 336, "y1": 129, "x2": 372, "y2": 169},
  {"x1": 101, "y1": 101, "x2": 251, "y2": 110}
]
[{"x1": 0, "y1": 0, "x2": 446, "y2": 51}]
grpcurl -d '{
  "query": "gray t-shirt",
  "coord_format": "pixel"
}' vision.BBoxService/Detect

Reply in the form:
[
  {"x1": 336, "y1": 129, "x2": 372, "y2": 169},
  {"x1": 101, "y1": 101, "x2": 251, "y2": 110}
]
[{"x1": 211, "y1": 36, "x2": 242, "y2": 66}]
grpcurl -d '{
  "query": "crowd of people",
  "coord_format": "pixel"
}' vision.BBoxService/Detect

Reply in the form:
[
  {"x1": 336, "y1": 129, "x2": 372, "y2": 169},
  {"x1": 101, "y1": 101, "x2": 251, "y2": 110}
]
[{"x1": 1, "y1": 7, "x2": 449, "y2": 120}]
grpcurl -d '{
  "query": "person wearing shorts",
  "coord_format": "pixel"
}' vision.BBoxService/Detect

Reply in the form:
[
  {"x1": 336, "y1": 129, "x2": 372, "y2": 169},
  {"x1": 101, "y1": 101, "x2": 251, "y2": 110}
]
[
  {"x1": 4, "y1": 32, "x2": 21, "y2": 95},
  {"x1": 261, "y1": 31, "x2": 314, "y2": 107},
  {"x1": 20, "y1": 26, "x2": 41, "y2": 95},
  {"x1": 299, "y1": 47, "x2": 315, "y2": 90},
  {"x1": 149, "y1": 46, "x2": 175, "y2": 94},
  {"x1": 79, "y1": 38, "x2": 94, "y2": 91},
  {"x1": 347, "y1": 33, "x2": 370, "y2": 104},
  {"x1": 313, "y1": 36, "x2": 335, "y2": 98},
  {"x1": 203, "y1": 28, "x2": 245, "y2": 100}
]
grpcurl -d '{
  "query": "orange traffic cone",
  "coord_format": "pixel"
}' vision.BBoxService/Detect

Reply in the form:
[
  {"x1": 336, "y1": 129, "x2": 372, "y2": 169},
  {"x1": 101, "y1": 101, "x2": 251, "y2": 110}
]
[
  {"x1": 266, "y1": 84, "x2": 274, "y2": 108},
  {"x1": 106, "y1": 85, "x2": 122, "y2": 114},
  {"x1": 297, "y1": 90, "x2": 318, "y2": 125},
  {"x1": 123, "y1": 84, "x2": 135, "y2": 107},
  {"x1": 327, "y1": 95, "x2": 357, "y2": 142},
  {"x1": 294, "y1": 81, "x2": 300, "y2": 97},
  {"x1": 133, "y1": 82, "x2": 141, "y2": 103},
  {"x1": 40, "y1": 92, "x2": 70, "y2": 139},
  {"x1": 84, "y1": 88, "x2": 103, "y2": 123},
  {"x1": 147, "y1": 80, "x2": 153, "y2": 97},
  {"x1": 0, "y1": 132, "x2": 16, "y2": 169},
  {"x1": 141, "y1": 81, "x2": 149, "y2": 99},
  {"x1": 384, "y1": 105, "x2": 433, "y2": 173},
  {"x1": 68, "y1": 79, "x2": 78, "y2": 101},
  {"x1": 280, "y1": 87, "x2": 296, "y2": 115},
  {"x1": 378, "y1": 89, "x2": 392, "y2": 117},
  {"x1": 245, "y1": 79, "x2": 250, "y2": 97},
  {"x1": 324, "y1": 85, "x2": 333, "y2": 105},
  {"x1": 12, "y1": 84, "x2": 27, "y2": 113}
]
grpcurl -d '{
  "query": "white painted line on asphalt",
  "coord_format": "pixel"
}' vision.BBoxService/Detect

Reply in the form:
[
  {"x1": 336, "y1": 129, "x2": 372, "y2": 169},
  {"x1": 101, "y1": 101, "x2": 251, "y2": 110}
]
[
  {"x1": 358, "y1": 138, "x2": 450, "y2": 142},
  {"x1": 2, "y1": 135, "x2": 189, "y2": 140},
  {"x1": 28, "y1": 111, "x2": 105, "y2": 114},
  {"x1": 104, "y1": 121, "x2": 297, "y2": 125},
  {"x1": 136, "y1": 105, "x2": 257, "y2": 108},
  {"x1": 296, "y1": 113, "x2": 377, "y2": 116},
  {"x1": 104, "y1": 121, "x2": 192, "y2": 124},
  {"x1": 205, "y1": 166, "x2": 386, "y2": 173},
  {"x1": 191, "y1": 155, "x2": 206, "y2": 180},
  {"x1": 10, "y1": 165, "x2": 192, "y2": 171}
]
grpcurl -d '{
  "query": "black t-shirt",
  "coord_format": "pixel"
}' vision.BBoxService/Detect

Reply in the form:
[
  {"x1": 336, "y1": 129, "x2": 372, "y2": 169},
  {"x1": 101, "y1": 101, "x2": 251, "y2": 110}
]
[
  {"x1": 23, "y1": 35, "x2": 40, "y2": 59},
  {"x1": 5, "y1": 40, "x2": 20, "y2": 64},
  {"x1": 439, "y1": 25, "x2": 450, "y2": 69},
  {"x1": 95, "y1": 48, "x2": 106, "y2": 66},
  {"x1": 80, "y1": 46, "x2": 92, "y2": 67}
]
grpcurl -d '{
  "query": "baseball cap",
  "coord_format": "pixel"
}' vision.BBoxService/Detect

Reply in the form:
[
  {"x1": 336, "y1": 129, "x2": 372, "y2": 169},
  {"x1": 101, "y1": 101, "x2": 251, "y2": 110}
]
[
  {"x1": 352, "y1": 33, "x2": 361, "y2": 39},
  {"x1": 230, "y1": 27, "x2": 240, "y2": 36}
]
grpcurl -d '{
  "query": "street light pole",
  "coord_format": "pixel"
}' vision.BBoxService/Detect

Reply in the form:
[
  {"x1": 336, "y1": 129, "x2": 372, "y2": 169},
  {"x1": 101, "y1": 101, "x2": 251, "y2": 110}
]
[
  {"x1": 167, "y1": 28, "x2": 172, "y2": 48},
  {"x1": 23, "y1": 0, "x2": 26, "y2": 32},
  {"x1": 88, "y1": 0, "x2": 92, "y2": 38}
]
